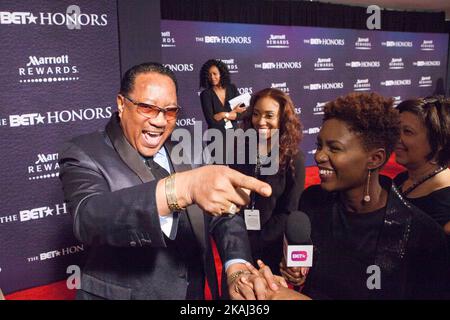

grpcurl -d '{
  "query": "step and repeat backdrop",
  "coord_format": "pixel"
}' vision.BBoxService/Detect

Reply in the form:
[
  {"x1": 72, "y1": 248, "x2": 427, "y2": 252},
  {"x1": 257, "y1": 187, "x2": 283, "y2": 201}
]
[
  {"x1": 0, "y1": 8, "x2": 448, "y2": 295},
  {"x1": 161, "y1": 20, "x2": 449, "y2": 166},
  {"x1": 0, "y1": 0, "x2": 120, "y2": 294}
]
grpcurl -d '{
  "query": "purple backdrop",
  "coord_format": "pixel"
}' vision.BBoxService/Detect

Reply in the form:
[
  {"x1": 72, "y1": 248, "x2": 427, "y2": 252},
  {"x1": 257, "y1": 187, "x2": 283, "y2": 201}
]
[
  {"x1": 0, "y1": 0, "x2": 120, "y2": 294},
  {"x1": 0, "y1": 11, "x2": 448, "y2": 296},
  {"x1": 161, "y1": 20, "x2": 449, "y2": 166}
]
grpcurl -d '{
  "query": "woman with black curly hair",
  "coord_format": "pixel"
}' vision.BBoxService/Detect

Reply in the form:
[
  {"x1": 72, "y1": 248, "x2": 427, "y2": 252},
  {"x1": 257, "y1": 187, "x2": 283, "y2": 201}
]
[
  {"x1": 199, "y1": 59, "x2": 246, "y2": 134},
  {"x1": 235, "y1": 92, "x2": 449, "y2": 300}
]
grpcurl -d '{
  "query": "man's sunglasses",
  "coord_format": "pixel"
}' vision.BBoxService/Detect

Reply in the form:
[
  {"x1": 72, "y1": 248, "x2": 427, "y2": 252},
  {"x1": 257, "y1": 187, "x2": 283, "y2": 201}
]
[{"x1": 122, "y1": 95, "x2": 180, "y2": 120}]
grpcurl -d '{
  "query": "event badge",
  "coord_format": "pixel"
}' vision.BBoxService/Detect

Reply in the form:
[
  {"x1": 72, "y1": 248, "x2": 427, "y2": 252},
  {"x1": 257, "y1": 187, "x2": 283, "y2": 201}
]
[
  {"x1": 244, "y1": 209, "x2": 261, "y2": 230},
  {"x1": 224, "y1": 119, "x2": 233, "y2": 129}
]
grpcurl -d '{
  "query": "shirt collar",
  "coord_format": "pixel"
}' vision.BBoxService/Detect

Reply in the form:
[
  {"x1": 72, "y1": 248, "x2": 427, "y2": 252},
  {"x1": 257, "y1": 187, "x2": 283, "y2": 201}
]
[{"x1": 141, "y1": 145, "x2": 168, "y2": 161}]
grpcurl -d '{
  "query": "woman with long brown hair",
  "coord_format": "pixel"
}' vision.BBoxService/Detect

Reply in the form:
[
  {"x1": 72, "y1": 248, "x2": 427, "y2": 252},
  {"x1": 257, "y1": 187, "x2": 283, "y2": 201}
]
[{"x1": 232, "y1": 88, "x2": 305, "y2": 274}]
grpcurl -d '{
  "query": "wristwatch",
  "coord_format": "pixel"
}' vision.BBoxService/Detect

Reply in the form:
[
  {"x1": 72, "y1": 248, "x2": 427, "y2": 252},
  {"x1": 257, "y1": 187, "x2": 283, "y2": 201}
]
[{"x1": 224, "y1": 112, "x2": 230, "y2": 120}]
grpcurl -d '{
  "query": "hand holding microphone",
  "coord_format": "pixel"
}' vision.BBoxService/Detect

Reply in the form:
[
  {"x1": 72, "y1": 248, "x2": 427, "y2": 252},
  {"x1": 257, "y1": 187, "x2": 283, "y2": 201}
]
[
  {"x1": 281, "y1": 211, "x2": 313, "y2": 286},
  {"x1": 280, "y1": 257, "x2": 309, "y2": 287}
]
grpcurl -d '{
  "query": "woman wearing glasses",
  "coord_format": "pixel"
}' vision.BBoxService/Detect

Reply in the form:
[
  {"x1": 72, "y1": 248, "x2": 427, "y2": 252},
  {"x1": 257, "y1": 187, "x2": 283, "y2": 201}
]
[{"x1": 394, "y1": 97, "x2": 450, "y2": 235}]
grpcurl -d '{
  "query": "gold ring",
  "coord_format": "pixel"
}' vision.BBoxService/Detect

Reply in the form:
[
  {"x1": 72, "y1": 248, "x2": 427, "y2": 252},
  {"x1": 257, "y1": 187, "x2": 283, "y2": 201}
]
[{"x1": 228, "y1": 203, "x2": 237, "y2": 215}]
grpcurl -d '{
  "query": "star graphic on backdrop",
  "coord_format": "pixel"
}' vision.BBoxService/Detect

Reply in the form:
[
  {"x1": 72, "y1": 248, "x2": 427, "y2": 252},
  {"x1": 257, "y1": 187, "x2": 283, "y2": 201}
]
[
  {"x1": 44, "y1": 207, "x2": 54, "y2": 216},
  {"x1": 35, "y1": 114, "x2": 45, "y2": 124},
  {"x1": 27, "y1": 13, "x2": 38, "y2": 24}
]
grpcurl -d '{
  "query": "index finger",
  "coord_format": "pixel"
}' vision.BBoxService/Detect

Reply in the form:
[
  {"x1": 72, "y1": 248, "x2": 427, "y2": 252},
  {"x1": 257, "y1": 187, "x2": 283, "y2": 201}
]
[
  {"x1": 257, "y1": 260, "x2": 279, "y2": 291},
  {"x1": 245, "y1": 262, "x2": 261, "y2": 276},
  {"x1": 228, "y1": 170, "x2": 272, "y2": 197}
]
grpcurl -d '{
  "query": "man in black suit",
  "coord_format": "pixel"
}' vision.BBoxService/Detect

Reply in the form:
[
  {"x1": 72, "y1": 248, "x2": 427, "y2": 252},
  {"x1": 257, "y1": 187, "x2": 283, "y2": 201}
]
[{"x1": 58, "y1": 62, "x2": 273, "y2": 300}]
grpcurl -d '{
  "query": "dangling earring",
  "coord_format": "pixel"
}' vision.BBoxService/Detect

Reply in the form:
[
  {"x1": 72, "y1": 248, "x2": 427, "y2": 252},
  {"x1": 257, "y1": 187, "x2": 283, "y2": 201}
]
[{"x1": 364, "y1": 169, "x2": 371, "y2": 202}]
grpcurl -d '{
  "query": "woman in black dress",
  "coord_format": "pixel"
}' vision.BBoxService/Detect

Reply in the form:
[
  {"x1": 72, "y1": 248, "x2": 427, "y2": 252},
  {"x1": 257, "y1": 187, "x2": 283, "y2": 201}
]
[
  {"x1": 235, "y1": 93, "x2": 449, "y2": 300},
  {"x1": 232, "y1": 88, "x2": 305, "y2": 274},
  {"x1": 199, "y1": 59, "x2": 246, "y2": 163},
  {"x1": 394, "y1": 97, "x2": 450, "y2": 235},
  {"x1": 199, "y1": 59, "x2": 246, "y2": 133}
]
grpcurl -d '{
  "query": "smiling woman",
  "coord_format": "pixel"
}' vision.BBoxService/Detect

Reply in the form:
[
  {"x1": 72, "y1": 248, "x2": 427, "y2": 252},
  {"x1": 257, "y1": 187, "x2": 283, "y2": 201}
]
[
  {"x1": 199, "y1": 59, "x2": 246, "y2": 134},
  {"x1": 272, "y1": 92, "x2": 450, "y2": 300},
  {"x1": 231, "y1": 88, "x2": 305, "y2": 275},
  {"x1": 394, "y1": 97, "x2": 450, "y2": 235}
]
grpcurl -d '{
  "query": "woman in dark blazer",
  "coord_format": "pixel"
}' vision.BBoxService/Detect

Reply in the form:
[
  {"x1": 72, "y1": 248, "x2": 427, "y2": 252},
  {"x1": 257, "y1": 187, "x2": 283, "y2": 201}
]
[{"x1": 199, "y1": 59, "x2": 246, "y2": 133}]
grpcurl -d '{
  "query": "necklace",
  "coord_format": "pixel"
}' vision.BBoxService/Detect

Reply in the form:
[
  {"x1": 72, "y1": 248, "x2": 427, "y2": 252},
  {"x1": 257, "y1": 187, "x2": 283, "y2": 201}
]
[{"x1": 401, "y1": 166, "x2": 446, "y2": 196}]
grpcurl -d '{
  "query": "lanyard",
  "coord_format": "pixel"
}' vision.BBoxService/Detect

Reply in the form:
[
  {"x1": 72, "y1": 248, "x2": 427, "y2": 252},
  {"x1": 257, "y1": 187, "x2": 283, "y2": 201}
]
[{"x1": 250, "y1": 153, "x2": 261, "y2": 210}]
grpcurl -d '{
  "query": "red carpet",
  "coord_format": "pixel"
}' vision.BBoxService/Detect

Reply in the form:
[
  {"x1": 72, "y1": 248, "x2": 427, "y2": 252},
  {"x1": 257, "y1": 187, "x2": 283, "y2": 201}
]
[{"x1": 5, "y1": 157, "x2": 404, "y2": 300}]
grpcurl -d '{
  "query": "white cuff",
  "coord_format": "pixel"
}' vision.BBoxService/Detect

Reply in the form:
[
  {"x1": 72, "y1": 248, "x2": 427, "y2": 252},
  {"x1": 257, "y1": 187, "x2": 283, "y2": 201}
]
[
  {"x1": 223, "y1": 259, "x2": 248, "y2": 272},
  {"x1": 159, "y1": 213, "x2": 174, "y2": 237}
]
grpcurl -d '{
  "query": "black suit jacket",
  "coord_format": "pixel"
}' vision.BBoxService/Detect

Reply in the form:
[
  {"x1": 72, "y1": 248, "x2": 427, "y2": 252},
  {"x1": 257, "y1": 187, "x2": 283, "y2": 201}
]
[{"x1": 58, "y1": 113, "x2": 252, "y2": 299}]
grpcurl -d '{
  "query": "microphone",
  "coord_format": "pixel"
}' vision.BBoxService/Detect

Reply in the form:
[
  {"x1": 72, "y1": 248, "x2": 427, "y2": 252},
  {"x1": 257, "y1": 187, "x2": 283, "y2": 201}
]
[{"x1": 283, "y1": 211, "x2": 313, "y2": 267}]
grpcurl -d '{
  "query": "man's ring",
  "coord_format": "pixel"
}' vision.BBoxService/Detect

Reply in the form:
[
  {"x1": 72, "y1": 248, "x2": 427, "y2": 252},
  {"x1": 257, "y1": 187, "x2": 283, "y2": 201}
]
[{"x1": 228, "y1": 203, "x2": 238, "y2": 215}]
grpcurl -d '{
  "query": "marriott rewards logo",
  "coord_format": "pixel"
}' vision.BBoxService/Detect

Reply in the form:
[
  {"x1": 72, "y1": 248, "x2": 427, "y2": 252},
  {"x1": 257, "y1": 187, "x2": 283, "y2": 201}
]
[
  {"x1": 196, "y1": 35, "x2": 252, "y2": 45},
  {"x1": 19, "y1": 54, "x2": 79, "y2": 84},
  {"x1": 419, "y1": 76, "x2": 433, "y2": 88},
  {"x1": 266, "y1": 34, "x2": 290, "y2": 48},
  {"x1": 221, "y1": 59, "x2": 239, "y2": 74},
  {"x1": 271, "y1": 82, "x2": 290, "y2": 94},
  {"x1": 353, "y1": 79, "x2": 371, "y2": 91},
  {"x1": 420, "y1": 40, "x2": 435, "y2": 51},
  {"x1": 389, "y1": 58, "x2": 404, "y2": 70},
  {"x1": 161, "y1": 31, "x2": 176, "y2": 48},
  {"x1": 0, "y1": 5, "x2": 108, "y2": 29},
  {"x1": 355, "y1": 37, "x2": 372, "y2": 50},
  {"x1": 313, "y1": 101, "x2": 329, "y2": 115},
  {"x1": 314, "y1": 58, "x2": 334, "y2": 71},
  {"x1": 28, "y1": 152, "x2": 60, "y2": 181}
]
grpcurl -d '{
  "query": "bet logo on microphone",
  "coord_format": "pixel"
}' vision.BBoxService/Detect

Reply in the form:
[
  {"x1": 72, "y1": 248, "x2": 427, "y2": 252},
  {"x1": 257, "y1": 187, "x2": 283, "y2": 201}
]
[
  {"x1": 291, "y1": 251, "x2": 308, "y2": 262},
  {"x1": 287, "y1": 246, "x2": 313, "y2": 267}
]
